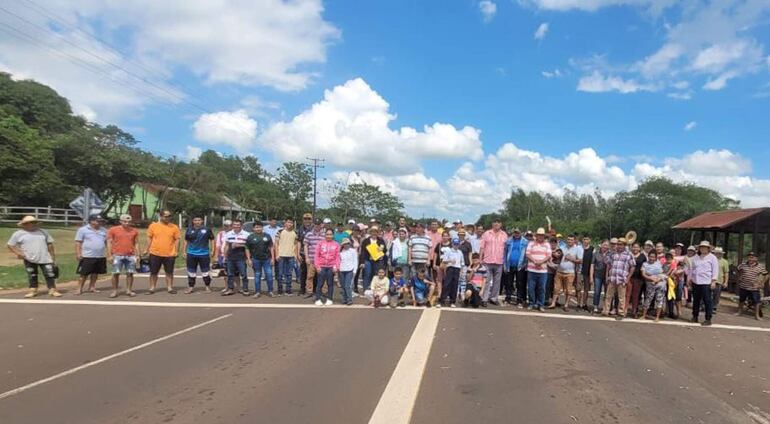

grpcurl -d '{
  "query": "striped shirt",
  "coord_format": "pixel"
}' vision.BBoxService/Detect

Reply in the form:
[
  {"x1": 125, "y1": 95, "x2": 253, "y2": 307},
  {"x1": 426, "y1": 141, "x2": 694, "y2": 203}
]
[
  {"x1": 737, "y1": 262, "x2": 768, "y2": 291},
  {"x1": 606, "y1": 250, "x2": 636, "y2": 285},
  {"x1": 303, "y1": 230, "x2": 325, "y2": 265},
  {"x1": 408, "y1": 234, "x2": 432, "y2": 264},
  {"x1": 525, "y1": 240, "x2": 552, "y2": 273}
]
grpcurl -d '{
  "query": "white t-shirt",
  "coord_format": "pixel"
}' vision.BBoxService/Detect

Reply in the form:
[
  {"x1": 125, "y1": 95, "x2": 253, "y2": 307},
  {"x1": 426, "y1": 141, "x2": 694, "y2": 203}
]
[{"x1": 8, "y1": 229, "x2": 54, "y2": 264}]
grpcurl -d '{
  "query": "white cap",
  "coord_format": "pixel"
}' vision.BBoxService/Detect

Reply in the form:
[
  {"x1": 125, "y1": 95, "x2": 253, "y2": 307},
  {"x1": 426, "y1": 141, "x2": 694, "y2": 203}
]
[
  {"x1": 322, "y1": 218, "x2": 332, "y2": 224},
  {"x1": 347, "y1": 219, "x2": 356, "y2": 224},
  {"x1": 223, "y1": 219, "x2": 232, "y2": 226}
]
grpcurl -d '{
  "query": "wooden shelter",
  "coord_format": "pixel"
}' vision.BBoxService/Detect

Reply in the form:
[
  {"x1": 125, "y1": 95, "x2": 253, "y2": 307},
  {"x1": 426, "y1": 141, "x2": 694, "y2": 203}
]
[{"x1": 672, "y1": 208, "x2": 770, "y2": 270}]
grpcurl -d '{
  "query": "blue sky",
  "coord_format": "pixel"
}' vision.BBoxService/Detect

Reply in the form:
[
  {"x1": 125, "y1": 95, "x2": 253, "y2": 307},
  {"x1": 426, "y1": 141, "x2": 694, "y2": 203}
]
[{"x1": 2, "y1": 0, "x2": 770, "y2": 220}]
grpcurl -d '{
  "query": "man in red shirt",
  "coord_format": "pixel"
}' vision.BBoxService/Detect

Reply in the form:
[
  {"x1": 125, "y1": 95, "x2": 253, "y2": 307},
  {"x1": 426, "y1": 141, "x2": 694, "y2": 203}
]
[{"x1": 107, "y1": 214, "x2": 140, "y2": 297}]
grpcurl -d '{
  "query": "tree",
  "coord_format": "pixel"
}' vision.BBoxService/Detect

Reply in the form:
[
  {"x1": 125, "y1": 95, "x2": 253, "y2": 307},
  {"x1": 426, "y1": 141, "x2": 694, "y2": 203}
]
[
  {"x1": 0, "y1": 72, "x2": 80, "y2": 135},
  {"x1": 605, "y1": 177, "x2": 738, "y2": 245},
  {"x1": 330, "y1": 182, "x2": 404, "y2": 223},
  {"x1": 0, "y1": 111, "x2": 67, "y2": 205},
  {"x1": 275, "y1": 162, "x2": 312, "y2": 219}
]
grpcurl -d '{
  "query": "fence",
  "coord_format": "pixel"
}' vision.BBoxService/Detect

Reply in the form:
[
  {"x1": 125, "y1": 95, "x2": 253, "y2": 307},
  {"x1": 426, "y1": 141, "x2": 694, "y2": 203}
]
[{"x1": 0, "y1": 206, "x2": 82, "y2": 225}]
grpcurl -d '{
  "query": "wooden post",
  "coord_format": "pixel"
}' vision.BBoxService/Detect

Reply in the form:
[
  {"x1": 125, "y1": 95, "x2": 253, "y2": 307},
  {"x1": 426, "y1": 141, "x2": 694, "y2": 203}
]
[
  {"x1": 766, "y1": 232, "x2": 770, "y2": 273},
  {"x1": 738, "y1": 230, "x2": 745, "y2": 266},
  {"x1": 752, "y1": 216, "x2": 759, "y2": 254}
]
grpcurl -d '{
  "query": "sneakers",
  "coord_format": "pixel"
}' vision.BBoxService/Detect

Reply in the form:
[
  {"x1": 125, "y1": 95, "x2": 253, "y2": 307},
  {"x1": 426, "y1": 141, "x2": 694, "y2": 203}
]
[
  {"x1": 537, "y1": 306, "x2": 545, "y2": 312},
  {"x1": 267, "y1": 292, "x2": 275, "y2": 298},
  {"x1": 239, "y1": 290, "x2": 249, "y2": 296},
  {"x1": 221, "y1": 289, "x2": 235, "y2": 296},
  {"x1": 252, "y1": 292, "x2": 261, "y2": 299},
  {"x1": 324, "y1": 299, "x2": 333, "y2": 306},
  {"x1": 49, "y1": 289, "x2": 62, "y2": 298},
  {"x1": 701, "y1": 320, "x2": 712, "y2": 326},
  {"x1": 24, "y1": 288, "x2": 39, "y2": 298},
  {"x1": 450, "y1": 303, "x2": 457, "y2": 308},
  {"x1": 314, "y1": 299, "x2": 323, "y2": 306}
]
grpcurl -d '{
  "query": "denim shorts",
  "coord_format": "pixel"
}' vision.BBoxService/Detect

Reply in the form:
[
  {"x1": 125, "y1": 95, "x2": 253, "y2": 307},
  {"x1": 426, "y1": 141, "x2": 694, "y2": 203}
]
[{"x1": 112, "y1": 255, "x2": 137, "y2": 274}]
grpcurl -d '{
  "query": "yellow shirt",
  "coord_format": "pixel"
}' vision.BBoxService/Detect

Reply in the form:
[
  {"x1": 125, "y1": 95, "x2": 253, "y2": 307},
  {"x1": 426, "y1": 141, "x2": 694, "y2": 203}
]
[
  {"x1": 147, "y1": 222, "x2": 180, "y2": 257},
  {"x1": 277, "y1": 229, "x2": 298, "y2": 258}
]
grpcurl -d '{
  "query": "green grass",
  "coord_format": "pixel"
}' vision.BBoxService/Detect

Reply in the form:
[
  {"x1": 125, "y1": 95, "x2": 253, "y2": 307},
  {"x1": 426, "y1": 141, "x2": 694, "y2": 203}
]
[{"x1": 0, "y1": 224, "x2": 157, "y2": 289}]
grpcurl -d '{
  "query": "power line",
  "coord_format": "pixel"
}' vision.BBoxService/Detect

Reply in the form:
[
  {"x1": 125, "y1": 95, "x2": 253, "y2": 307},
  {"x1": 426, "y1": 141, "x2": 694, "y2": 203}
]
[
  {"x1": 306, "y1": 157, "x2": 325, "y2": 219},
  {"x1": 0, "y1": 5, "x2": 209, "y2": 112},
  {"x1": 0, "y1": 22, "x2": 172, "y2": 105},
  {"x1": 15, "y1": 0, "x2": 206, "y2": 107}
]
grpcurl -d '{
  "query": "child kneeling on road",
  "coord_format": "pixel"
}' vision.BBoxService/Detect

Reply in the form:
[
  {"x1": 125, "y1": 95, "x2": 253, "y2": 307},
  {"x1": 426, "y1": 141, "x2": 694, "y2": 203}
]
[
  {"x1": 464, "y1": 253, "x2": 486, "y2": 308},
  {"x1": 389, "y1": 267, "x2": 409, "y2": 308},
  {"x1": 409, "y1": 266, "x2": 436, "y2": 307},
  {"x1": 365, "y1": 268, "x2": 390, "y2": 307}
]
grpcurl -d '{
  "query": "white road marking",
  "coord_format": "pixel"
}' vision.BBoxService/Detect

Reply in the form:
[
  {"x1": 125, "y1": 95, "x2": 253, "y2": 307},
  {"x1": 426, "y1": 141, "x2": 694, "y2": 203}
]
[
  {"x1": 446, "y1": 307, "x2": 770, "y2": 333},
  {"x1": 1, "y1": 298, "x2": 769, "y2": 333},
  {"x1": 0, "y1": 313, "x2": 232, "y2": 401},
  {"x1": 368, "y1": 308, "x2": 441, "y2": 424}
]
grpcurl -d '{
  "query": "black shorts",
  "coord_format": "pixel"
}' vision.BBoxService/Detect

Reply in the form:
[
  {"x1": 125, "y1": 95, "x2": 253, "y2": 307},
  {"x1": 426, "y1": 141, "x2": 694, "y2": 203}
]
[
  {"x1": 77, "y1": 257, "x2": 107, "y2": 276},
  {"x1": 149, "y1": 255, "x2": 176, "y2": 275},
  {"x1": 739, "y1": 288, "x2": 761, "y2": 304}
]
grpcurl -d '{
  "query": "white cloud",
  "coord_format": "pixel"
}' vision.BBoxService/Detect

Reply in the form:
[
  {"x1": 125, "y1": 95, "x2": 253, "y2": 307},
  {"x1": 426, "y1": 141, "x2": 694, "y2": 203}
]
[
  {"x1": 259, "y1": 78, "x2": 484, "y2": 175},
  {"x1": 577, "y1": 71, "x2": 657, "y2": 93},
  {"x1": 0, "y1": 0, "x2": 338, "y2": 122},
  {"x1": 667, "y1": 91, "x2": 692, "y2": 100},
  {"x1": 478, "y1": 1, "x2": 497, "y2": 22},
  {"x1": 184, "y1": 145, "x2": 203, "y2": 161},
  {"x1": 192, "y1": 110, "x2": 258, "y2": 152},
  {"x1": 442, "y1": 145, "x2": 769, "y2": 221},
  {"x1": 541, "y1": 69, "x2": 563, "y2": 78},
  {"x1": 559, "y1": 1, "x2": 770, "y2": 95},
  {"x1": 683, "y1": 121, "x2": 697, "y2": 131},
  {"x1": 534, "y1": 22, "x2": 550, "y2": 40}
]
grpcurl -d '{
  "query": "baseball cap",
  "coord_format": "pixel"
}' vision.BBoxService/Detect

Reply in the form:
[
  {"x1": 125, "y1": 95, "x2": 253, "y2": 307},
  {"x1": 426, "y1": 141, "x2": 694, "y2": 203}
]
[
  {"x1": 119, "y1": 214, "x2": 132, "y2": 222},
  {"x1": 451, "y1": 237, "x2": 461, "y2": 245},
  {"x1": 314, "y1": 218, "x2": 322, "y2": 225},
  {"x1": 347, "y1": 219, "x2": 356, "y2": 224},
  {"x1": 89, "y1": 214, "x2": 103, "y2": 221},
  {"x1": 536, "y1": 227, "x2": 546, "y2": 235},
  {"x1": 748, "y1": 251, "x2": 757, "y2": 257},
  {"x1": 322, "y1": 218, "x2": 332, "y2": 224},
  {"x1": 687, "y1": 245, "x2": 696, "y2": 251},
  {"x1": 303, "y1": 212, "x2": 312, "y2": 219},
  {"x1": 644, "y1": 240, "x2": 654, "y2": 246},
  {"x1": 444, "y1": 222, "x2": 452, "y2": 229},
  {"x1": 512, "y1": 228, "x2": 521, "y2": 233},
  {"x1": 223, "y1": 219, "x2": 232, "y2": 226},
  {"x1": 610, "y1": 237, "x2": 619, "y2": 244}
]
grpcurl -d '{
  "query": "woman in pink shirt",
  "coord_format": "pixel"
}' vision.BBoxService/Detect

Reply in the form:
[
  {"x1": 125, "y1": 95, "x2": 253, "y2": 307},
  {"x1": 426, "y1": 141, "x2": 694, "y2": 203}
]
[{"x1": 314, "y1": 229, "x2": 340, "y2": 306}]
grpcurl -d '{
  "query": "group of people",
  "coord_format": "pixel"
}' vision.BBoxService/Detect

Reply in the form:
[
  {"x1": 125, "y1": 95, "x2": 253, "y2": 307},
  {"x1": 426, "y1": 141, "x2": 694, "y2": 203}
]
[{"x1": 6, "y1": 213, "x2": 769, "y2": 323}]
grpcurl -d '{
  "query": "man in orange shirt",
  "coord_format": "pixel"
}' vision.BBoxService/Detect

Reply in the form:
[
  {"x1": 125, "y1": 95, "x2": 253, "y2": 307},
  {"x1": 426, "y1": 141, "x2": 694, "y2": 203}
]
[
  {"x1": 107, "y1": 214, "x2": 140, "y2": 297},
  {"x1": 144, "y1": 210, "x2": 180, "y2": 294}
]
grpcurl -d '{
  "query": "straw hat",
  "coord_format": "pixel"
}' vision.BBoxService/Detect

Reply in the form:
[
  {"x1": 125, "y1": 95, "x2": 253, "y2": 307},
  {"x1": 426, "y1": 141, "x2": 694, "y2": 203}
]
[
  {"x1": 698, "y1": 240, "x2": 712, "y2": 250},
  {"x1": 535, "y1": 227, "x2": 546, "y2": 235},
  {"x1": 17, "y1": 215, "x2": 38, "y2": 226}
]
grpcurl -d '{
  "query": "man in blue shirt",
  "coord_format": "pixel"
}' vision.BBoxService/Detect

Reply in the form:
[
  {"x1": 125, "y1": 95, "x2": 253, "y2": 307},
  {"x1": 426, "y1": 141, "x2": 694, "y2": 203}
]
[
  {"x1": 183, "y1": 216, "x2": 215, "y2": 293},
  {"x1": 503, "y1": 228, "x2": 528, "y2": 306}
]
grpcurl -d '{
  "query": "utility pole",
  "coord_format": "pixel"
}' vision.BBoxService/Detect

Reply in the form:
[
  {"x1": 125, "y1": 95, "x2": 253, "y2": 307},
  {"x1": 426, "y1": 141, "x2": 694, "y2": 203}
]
[{"x1": 306, "y1": 157, "x2": 325, "y2": 220}]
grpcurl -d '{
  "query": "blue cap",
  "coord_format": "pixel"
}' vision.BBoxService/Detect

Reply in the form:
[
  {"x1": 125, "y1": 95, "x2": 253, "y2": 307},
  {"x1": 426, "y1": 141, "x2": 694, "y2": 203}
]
[{"x1": 451, "y1": 237, "x2": 461, "y2": 245}]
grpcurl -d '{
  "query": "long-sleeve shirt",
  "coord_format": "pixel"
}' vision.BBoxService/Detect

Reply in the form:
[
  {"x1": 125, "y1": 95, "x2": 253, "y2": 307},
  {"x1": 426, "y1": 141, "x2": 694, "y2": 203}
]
[
  {"x1": 340, "y1": 248, "x2": 359, "y2": 272},
  {"x1": 690, "y1": 253, "x2": 719, "y2": 285},
  {"x1": 314, "y1": 239, "x2": 341, "y2": 269},
  {"x1": 360, "y1": 237, "x2": 388, "y2": 264},
  {"x1": 606, "y1": 250, "x2": 636, "y2": 285},
  {"x1": 370, "y1": 276, "x2": 389, "y2": 296}
]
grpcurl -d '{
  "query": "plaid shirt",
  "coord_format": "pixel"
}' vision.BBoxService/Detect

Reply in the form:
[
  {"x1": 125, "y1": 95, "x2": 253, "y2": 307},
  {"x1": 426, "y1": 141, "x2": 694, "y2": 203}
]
[{"x1": 606, "y1": 250, "x2": 635, "y2": 285}]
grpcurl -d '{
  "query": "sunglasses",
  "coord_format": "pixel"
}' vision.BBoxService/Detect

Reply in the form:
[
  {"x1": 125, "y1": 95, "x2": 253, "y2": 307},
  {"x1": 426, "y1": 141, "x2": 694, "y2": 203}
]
[{"x1": 162, "y1": 215, "x2": 172, "y2": 218}]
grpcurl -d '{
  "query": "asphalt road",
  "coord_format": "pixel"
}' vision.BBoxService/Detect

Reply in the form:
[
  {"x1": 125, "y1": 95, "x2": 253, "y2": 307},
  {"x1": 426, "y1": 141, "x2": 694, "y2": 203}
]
[{"x1": 1, "y1": 273, "x2": 769, "y2": 424}]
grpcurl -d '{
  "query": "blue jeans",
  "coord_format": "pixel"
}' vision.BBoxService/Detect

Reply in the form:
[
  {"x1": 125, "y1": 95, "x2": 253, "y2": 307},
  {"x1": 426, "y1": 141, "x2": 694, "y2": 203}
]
[
  {"x1": 316, "y1": 267, "x2": 335, "y2": 301},
  {"x1": 362, "y1": 260, "x2": 385, "y2": 291},
  {"x1": 593, "y1": 275, "x2": 606, "y2": 307},
  {"x1": 527, "y1": 272, "x2": 547, "y2": 308},
  {"x1": 278, "y1": 257, "x2": 295, "y2": 293},
  {"x1": 226, "y1": 258, "x2": 248, "y2": 290},
  {"x1": 339, "y1": 271, "x2": 354, "y2": 304},
  {"x1": 252, "y1": 259, "x2": 274, "y2": 293}
]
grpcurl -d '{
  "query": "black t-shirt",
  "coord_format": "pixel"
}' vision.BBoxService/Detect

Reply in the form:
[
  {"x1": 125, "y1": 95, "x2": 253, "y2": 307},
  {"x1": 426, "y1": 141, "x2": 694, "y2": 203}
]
[
  {"x1": 246, "y1": 233, "x2": 273, "y2": 261},
  {"x1": 581, "y1": 246, "x2": 594, "y2": 277},
  {"x1": 632, "y1": 253, "x2": 647, "y2": 279},
  {"x1": 459, "y1": 241, "x2": 472, "y2": 266}
]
